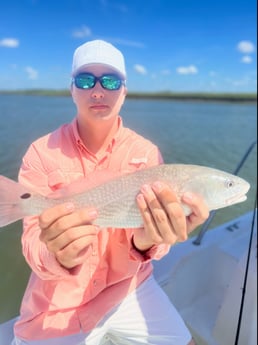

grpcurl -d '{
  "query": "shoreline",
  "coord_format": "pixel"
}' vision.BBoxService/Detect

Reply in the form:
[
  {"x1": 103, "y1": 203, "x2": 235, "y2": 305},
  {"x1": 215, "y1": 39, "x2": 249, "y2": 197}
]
[{"x1": 0, "y1": 89, "x2": 257, "y2": 103}]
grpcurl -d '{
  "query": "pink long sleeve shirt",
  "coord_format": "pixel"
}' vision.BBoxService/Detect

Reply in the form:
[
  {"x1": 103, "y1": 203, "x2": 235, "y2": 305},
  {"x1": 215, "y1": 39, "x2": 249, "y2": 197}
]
[{"x1": 14, "y1": 117, "x2": 170, "y2": 340}]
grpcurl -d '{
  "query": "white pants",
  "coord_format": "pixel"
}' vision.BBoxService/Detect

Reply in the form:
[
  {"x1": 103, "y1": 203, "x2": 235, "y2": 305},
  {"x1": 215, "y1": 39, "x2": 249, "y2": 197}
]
[{"x1": 12, "y1": 276, "x2": 192, "y2": 345}]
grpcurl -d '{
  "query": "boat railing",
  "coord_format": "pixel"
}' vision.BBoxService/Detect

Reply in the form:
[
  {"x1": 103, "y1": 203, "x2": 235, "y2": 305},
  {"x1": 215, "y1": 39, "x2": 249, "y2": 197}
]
[{"x1": 193, "y1": 140, "x2": 257, "y2": 245}]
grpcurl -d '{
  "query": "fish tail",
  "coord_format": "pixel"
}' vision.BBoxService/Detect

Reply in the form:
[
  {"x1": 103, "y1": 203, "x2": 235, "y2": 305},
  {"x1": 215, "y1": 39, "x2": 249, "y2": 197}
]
[{"x1": 0, "y1": 175, "x2": 28, "y2": 227}]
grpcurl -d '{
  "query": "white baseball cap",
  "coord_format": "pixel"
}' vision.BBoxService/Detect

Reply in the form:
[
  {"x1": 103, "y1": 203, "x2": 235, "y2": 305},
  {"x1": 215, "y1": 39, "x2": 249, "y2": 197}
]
[{"x1": 72, "y1": 40, "x2": 126, "y2": 78}]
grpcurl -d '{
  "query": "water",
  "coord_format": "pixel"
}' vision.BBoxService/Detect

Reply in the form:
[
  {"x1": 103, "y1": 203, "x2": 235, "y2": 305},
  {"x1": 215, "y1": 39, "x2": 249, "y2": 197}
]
[{"x1": 0, "y1": 94, "x2": 257, "y2": 323}]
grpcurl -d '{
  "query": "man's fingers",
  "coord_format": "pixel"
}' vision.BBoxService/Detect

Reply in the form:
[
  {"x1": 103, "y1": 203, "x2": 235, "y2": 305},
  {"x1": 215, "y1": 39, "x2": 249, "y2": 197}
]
[
  {"x1": 46, "y1": 225, "x2": 98, "y2": 253},
  {"x1": 39, "y1": 205, "x2": 98, "y2": 242},
  {"x1": 55, "y1": 234, "x2": 97, "y2": 269},
  {"x1": 39, "y1": 203, "x2": 75, "y2": 230},
  {"x1": 136, "y1": 193, "x2": 164, "y2": 243},
  {"x1": 182, "y1": 192, "x2": 209, "y2": 232},
  {"x1": 152, "y1": 182, "x2": 187, "y2": 241},
  {"x1": 138, "y1": 182, "x2": 187, "y2": 243}
]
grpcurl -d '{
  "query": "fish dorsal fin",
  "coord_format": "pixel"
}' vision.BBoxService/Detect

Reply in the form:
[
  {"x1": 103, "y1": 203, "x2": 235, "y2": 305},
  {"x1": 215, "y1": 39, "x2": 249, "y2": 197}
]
[{"x1": 48, "y1": 169, "x2": 124, "y2": 199}]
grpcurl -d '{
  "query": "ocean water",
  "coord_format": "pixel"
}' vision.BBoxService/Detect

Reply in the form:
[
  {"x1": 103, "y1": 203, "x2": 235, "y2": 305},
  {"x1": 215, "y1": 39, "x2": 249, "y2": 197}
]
[{"x1": 0, "y1": 94, "x2": 257, "y2": 323}]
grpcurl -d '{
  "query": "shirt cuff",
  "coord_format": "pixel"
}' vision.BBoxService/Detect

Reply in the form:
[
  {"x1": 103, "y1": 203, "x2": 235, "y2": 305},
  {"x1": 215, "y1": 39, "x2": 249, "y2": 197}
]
[{"x1": 38, "y1": 246, "x2": 72, "y2": 279}]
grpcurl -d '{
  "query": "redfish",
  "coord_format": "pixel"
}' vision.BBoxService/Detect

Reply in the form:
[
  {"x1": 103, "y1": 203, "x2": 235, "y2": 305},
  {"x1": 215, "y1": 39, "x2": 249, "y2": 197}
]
[{"x1": 0, "y1": 164, "x2": 250, "y2": 228}]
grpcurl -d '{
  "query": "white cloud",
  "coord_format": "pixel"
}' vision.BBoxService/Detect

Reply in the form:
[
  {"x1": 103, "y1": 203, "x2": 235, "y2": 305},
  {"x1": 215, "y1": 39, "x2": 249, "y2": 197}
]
[
  {"x1": 25, "y1": 66, "x2": 38, "y2": 80},
  {"x1": 237, "y1": 41, "x2": 256, "y2": 54},
  {"x1": 72, "y1": 25, "x2": 92, "y2": 38},
  {"x1": 241, "y1": 55, "x2": 253, "y2": 64},
  {"x1": 176, "y1": 65, "x2": 198, "y2": 75},
  {"x1": 0, "y1": 38, "x2": 19, "y2": 48},
  {"x1": 134, "y1": 64, "x2": 147, "y2": 75}
]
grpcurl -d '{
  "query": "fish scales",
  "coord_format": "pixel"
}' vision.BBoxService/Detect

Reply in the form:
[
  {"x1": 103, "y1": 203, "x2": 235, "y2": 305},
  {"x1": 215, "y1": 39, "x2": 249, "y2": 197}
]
[{"x1": 0, "y1": 164, "x2": 250, "y2": 228}]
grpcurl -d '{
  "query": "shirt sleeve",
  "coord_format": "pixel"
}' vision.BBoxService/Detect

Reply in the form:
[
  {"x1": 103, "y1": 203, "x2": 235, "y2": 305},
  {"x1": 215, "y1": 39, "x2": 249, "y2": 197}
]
[{"x1": 18, "y1": 144, "x2": 90, "y2": 280}]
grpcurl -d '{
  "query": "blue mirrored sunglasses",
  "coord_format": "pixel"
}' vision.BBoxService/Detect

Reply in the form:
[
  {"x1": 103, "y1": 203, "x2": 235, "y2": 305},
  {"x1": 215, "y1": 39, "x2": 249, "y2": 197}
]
[{"x1": 72, "y1": 73, "x2": 125, "y2": 91}]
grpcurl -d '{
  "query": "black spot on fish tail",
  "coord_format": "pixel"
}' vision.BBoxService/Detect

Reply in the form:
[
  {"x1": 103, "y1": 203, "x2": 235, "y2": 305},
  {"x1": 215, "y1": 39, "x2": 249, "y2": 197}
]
[{"x1": 20, "y1": 193, "x2": 31, "y2": 199}]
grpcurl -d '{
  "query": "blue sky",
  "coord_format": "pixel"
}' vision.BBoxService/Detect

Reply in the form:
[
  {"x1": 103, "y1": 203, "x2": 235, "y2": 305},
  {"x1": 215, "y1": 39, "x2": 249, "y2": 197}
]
[{"x1": 0, "y1": 0, "x2": 257, "y2": 92}]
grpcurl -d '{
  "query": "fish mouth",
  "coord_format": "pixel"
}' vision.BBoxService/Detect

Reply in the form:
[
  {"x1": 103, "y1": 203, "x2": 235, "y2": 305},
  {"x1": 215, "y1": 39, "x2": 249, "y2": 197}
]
[{"x1": 226, "y1": 194, "x2": 247, "y2": 205}]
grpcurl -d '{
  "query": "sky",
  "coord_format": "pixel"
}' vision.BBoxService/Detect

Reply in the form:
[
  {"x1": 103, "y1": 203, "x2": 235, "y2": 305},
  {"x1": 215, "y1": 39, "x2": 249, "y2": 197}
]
[{"x1": 0, "y1": 0, "x2": 257, "y2": 92}]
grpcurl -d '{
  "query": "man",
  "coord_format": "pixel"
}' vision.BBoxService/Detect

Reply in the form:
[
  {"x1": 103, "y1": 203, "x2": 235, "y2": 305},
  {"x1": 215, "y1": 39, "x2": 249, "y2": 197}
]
[{"x1": 12, "y1": 40, "x2": 208, "y2": 345}]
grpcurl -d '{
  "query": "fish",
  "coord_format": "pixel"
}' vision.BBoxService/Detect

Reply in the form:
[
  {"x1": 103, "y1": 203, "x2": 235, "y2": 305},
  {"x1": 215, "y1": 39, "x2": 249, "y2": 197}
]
[{"x1": 0, "y1": 164, "x2": 250, "y2": 228}]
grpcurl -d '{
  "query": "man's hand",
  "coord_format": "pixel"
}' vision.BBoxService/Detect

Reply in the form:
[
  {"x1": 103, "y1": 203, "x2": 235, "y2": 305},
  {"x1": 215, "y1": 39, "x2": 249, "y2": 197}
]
[
  {"x1": 134, "y1": 181, "x2": 209, "y2": 252},
  {"x1": 39, "y1": 203, "x2": 98, "y2": 269}
]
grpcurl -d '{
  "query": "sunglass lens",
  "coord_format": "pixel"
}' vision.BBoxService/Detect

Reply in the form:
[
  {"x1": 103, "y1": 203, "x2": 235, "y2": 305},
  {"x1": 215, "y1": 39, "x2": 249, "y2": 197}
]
[
  {"x1": 101, "y1": 75, "x2": 121, "y2": 90},
  {"x1": 75, "y1": 74, "x2": 95, "y2": 89}
]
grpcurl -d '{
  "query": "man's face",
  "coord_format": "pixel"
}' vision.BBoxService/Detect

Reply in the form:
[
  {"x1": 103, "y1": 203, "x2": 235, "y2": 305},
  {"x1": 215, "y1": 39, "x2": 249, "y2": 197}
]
[{"x1": 71, "y1": 64, "x2": 127, "y2": 126}]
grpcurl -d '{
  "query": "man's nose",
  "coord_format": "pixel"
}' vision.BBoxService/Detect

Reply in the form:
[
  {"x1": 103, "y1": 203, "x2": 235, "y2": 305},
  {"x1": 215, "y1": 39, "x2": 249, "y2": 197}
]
[{"x1": 90, "y1": 82, "x2": 105, "y2": 98}]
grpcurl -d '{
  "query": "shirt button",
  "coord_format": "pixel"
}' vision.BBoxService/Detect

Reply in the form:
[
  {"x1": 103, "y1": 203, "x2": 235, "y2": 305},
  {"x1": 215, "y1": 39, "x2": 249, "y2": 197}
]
[{"x1": 93, "y1": 280, "x2": 97, "y2": 286}]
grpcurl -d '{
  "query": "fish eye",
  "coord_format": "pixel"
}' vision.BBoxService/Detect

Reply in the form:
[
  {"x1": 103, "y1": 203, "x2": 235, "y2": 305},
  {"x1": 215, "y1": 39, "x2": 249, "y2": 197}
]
[{"x1": 225, "y1": 180, "x2": 234, "y2": 188}]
